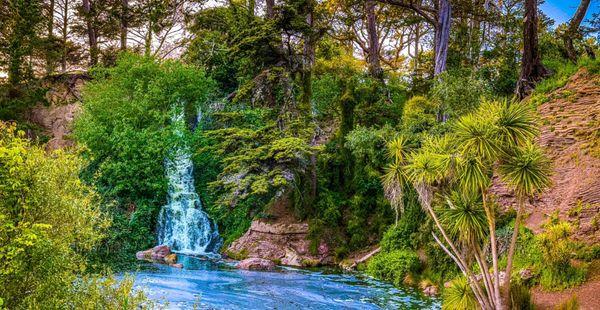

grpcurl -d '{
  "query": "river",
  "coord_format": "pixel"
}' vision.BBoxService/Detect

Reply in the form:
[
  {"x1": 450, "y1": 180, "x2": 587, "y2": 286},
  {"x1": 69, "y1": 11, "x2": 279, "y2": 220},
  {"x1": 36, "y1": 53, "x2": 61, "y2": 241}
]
[{"x1": 130, "y1": 255, "x2": 440, "y2": 309}]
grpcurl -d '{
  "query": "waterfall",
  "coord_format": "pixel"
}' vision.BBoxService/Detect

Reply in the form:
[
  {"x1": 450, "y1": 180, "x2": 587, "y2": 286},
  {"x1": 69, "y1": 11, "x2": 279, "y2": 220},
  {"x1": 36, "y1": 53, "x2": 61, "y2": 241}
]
[{"x1": 157, "y1": 105, "x2": 222, "y2": 256}]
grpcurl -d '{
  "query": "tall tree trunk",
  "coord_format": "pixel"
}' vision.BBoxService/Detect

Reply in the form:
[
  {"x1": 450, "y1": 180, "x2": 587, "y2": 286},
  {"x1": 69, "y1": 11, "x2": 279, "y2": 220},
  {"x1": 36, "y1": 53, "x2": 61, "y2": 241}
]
[
  {"x1": 515, "y1": 0, "x2": 547, "y2": 100},
  {"x1": 120, "y1": 0, "x2": 128, "y2": 51},
  {"x1": 503, "y1": 197, "x2": 525, "y2": 303},
  {"x1": 565, "y1": 0, "x2": 591, "y2": 62},
  {"x1": 414, "y1": 23, "x2": 420, "y2": 70},
  {"x1": 365, "y1": 0, "x2": 383, "y2": 80},
  {"x1": 434, "y1": 0, "x2": 451, "y2": 76},
  {"x1": 145, "y1": 20, "x2": 153, "y2": 57},
  {"x1": 82, "y1": 0, "x2": 98, "y2": 66},
  {"x1": 265, "y1": 0, "x2": 275, "y2": 18},
  {"x1": 61, "y1": 0, "x2": 69, "y2": 72},
  {"x1": 46, "y1": 0, "x2": 55, "y2": 75}
]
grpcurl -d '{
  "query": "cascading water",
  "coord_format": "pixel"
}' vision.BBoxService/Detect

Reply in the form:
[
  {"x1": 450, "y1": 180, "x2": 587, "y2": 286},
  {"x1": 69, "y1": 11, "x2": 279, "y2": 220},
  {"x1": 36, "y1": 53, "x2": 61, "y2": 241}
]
[{"x1": 157, "y1": 105, "x2": 222, "y2": 256}]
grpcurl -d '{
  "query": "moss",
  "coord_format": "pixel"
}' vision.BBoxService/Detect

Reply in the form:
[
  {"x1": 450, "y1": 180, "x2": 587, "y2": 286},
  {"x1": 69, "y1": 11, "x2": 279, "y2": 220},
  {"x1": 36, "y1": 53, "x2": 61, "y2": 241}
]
[{"x1": 225, "y1": 249, "x2": 249, "y2": 260}]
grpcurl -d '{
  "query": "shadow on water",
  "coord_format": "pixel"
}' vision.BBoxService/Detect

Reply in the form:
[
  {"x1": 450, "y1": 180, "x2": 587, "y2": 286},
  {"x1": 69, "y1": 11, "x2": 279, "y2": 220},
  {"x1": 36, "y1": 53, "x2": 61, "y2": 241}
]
[{"x1": 127, "y1": 255, "x2": 441, "y2": 310}]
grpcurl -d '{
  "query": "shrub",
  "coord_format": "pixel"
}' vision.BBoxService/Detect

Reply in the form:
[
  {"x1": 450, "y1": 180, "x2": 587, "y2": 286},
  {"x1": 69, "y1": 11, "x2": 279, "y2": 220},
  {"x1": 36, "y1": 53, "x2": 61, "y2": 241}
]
[
  {"x1": 379, "y1": 199, "x2": 425, "y2": 252},
  {"x1": 0, "y1": 122, "x2": 146, "y2": 308},
  {"x1": 366, "y1": 250, "x2": 421, "y2": 287},
  {"x1": 429, "y1": 69, "x2": 490, "y2": 117},
  {"x1": 401, "y1": 96, "x2": 439, "y2": 135},
  {"x1": 509, "y1": 283, "x2": 534, "y2": 310},
  {"x1": 555, "y1": 295, "x2": 579, "y2": 310}
]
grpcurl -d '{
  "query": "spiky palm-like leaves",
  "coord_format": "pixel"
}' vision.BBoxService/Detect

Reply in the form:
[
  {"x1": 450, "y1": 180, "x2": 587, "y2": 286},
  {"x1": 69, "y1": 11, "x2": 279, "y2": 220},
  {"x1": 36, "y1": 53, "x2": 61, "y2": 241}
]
[
  {"x1": 491, "y1": 100, "x2": 539, "y2": 148},
  {"x1": 500, "y1": 141, "x2": 551, "y2": 298},
  {"x1": 440, "y1": 191, "x2": 487, "y2": 246},
  {"x1": 454, "y1": 113, "x2": 500, "y2": 162},
  {"x1": 382, "y1": 137, "x2": 409, "y2": 224},
  {"x1": 443, "y1": 277, "x2": 479, "y2": 310},
  {"x1": 499, "y1": 142, "x2": 551, "y2": 198}
]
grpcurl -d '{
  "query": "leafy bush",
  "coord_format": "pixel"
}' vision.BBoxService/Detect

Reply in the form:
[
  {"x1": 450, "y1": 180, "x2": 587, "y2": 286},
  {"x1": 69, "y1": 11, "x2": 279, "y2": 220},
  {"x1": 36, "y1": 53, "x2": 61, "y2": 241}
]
[
  {"x1": 430, "y1": 69, "x2": 490, "y2": 117},
  {"x1": 401, "y1": 96, "x2": 439, "y2": 135},
  {"x1": 379, "y1": 198, "x2": 425, "y2": 252},
  {"x1": 366, "y1": 250, "x2": 421, "y2": 287},
  {"x1": 0, "y1": 122, "x2": 146, "y2": 308}
]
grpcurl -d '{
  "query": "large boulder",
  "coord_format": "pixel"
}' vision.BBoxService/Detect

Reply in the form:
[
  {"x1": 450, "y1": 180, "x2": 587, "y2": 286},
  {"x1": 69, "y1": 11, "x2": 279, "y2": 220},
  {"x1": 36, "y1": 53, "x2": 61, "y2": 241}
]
[
  {"x1": 226, "y1": 220, "x2": 333, "y2": 267},
  {"x1": 237, "y1": 258, "x2": 276, "y2": 271},
  {"x1": 136, "y1": 245, "x2": 181, "y2": 268}
]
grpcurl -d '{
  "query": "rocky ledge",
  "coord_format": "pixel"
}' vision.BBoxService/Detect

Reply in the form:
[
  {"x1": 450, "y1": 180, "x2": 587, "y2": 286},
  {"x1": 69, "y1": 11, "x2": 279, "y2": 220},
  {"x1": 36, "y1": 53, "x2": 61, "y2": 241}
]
[
  {"x1": 226, "y1": 220, "x2": 333, "y2": 267},
  {"x1": 236, "y1": 258, "x2": 276, "y2": 271},
  {"x1": 136, "y1": 245, "x2": 183, "y2": 268}
]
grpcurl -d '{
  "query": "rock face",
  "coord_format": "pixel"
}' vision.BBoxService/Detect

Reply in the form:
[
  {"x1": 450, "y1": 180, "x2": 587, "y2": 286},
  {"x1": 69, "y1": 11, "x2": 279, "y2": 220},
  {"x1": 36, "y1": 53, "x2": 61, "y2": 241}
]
[
  {"x1": 237, "y1": 258, "x2": 276, "y2": 271},
  {"x1": 227, "y1": 220, "x2": 333, "y2": 267},
  {"x1": 28, "y1": 103, "x2": 80, "y2": 150},
  {"x1": 492, "y1": 68, "x2": 600, "y2": 244},
  {"x1": 136, "y1": 245, "x2": 181, "y2": 267},
  {"x1": 27, "y1": 73, "x2": 89, "y2": 150}
]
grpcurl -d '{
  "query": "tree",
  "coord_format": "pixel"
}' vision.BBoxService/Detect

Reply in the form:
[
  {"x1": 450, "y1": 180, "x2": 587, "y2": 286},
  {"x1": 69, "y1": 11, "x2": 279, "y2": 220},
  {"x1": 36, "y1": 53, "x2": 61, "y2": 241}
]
[
  {"x1": 120, "y1": 0, "x2": 129, "y2": 50},
  {"x1": 385, "y1": 100, "x2": 550, "y2": 309},
  {"x1": 55, "y1": 0, "x2": 76, "y2": 72},
  {"x1": 365, "y1": 0, "x2": 383, "y2": 79},
  {"x1": 81, "y1": 0, "x2": 98, "y2": 66},
  {"x1": 564, "y1": 0, "x2": 591, "y2": 62},
  {"x1": 515, "y1": 0, "x2": 547, "y2": 99},
  {"x1": 376, "y1": 0, "x2": 451, "y2": 76},
  {"x1": 1, "y1": 0, "x2": 44, "y2": 86}
]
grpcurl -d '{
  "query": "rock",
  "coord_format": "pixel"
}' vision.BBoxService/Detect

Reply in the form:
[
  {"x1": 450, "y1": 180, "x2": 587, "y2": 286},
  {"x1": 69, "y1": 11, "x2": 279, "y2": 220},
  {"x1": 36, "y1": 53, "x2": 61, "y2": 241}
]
[
  {"x1": 227, "y1": 219, "x2": 332, "y2": 267},
  {"x1": 423, "y1": 285, "x2": 439, "y2": 297},
  {"x1": 519, "y1": 268, "x2": 534, "y2": 280},
  {"x1": 237, "y1": 258, "x2": 276, "y2": 271},
  {"x1": 135, "y1": 245, "x2": 175, "y2": 265},
  {"x1": 164, "y1": 253, "x2": 177, "y2": 265},
  {"x1": 150, "y1": 245, "x2": 171, "y2": 261}
]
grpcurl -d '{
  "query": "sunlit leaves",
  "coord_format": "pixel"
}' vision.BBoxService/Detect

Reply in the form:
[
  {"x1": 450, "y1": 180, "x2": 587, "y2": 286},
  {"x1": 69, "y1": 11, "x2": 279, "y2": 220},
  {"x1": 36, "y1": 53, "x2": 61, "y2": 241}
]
[{"x1": 499, "y1": 142, "x2": 551, "y2": 198}]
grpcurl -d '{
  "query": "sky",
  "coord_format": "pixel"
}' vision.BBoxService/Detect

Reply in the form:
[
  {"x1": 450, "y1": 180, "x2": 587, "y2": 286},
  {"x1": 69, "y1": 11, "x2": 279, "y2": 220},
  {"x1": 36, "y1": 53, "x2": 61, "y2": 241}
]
[{"x1": 540, "y1": 0, "x2": 599, "y2": 26}]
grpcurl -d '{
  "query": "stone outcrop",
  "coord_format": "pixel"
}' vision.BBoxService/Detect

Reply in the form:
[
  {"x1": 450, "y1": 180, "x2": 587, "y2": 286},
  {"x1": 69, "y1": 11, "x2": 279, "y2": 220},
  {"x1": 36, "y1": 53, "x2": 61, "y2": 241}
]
[
  {"x1": 236, "y1": 258, "x2": 276, "y2": 271},
  {"x1": 136, "y1": 245, "x2": 182, "y2": 268},
  {"x1": 227, "y1": 220, "x2": 332, "y2": 267},
  {"x1": 27, "y1": 73, "x2": 89, "y2": 150},
  {"x1": 492, "y1": 68, "x2": 600, "y2": 244}
]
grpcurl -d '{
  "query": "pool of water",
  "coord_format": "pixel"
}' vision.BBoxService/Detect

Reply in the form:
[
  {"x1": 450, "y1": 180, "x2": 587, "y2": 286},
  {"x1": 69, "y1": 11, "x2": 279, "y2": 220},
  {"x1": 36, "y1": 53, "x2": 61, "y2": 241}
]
[{"x1": 128, "y1": 255, "x2": 440, "y2": 309}]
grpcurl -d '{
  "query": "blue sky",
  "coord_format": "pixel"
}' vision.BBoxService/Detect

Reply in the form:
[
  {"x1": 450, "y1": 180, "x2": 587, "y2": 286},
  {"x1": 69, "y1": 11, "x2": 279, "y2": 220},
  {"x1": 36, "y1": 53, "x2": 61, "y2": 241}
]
[{"x1": 540, "y1": 0, "x2": 599, "y2": 26}]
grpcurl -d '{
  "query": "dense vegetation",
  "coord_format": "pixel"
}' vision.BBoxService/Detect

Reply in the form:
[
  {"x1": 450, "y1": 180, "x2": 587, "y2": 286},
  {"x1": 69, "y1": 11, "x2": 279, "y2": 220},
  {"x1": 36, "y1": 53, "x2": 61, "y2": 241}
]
[{"x1": 1, "y1": 0, "x2": 599, "y2": 308}]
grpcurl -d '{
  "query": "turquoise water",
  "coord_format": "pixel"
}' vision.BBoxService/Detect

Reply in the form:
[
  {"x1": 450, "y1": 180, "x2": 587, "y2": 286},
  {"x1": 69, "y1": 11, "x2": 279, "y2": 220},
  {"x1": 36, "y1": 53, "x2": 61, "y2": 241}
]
[{"x1": 130, "y1": 255, "x2": 440, "y2": 309}]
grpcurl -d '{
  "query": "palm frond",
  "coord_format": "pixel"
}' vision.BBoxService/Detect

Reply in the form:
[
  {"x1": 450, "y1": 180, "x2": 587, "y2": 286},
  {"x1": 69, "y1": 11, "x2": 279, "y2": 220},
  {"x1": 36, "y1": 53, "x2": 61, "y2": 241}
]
[
  {"x1": 453, "y1": 113, "x2": 500, "y2": 162},
  {"x1": 499, "y1": 142, "x2": 552, "y2": 198},
  {"x1": 494, "y1": 100, "x2": 539, "y2": 148}
]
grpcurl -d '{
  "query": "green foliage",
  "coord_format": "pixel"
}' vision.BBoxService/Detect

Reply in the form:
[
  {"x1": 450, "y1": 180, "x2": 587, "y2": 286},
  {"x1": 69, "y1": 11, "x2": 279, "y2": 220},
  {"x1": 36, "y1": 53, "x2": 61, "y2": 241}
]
[
  {"x1": 430, "y1": 69, "x2": 491, "y2": 117},
  {"x1": 68, "y1": 275, "x2": 151, "y2": 309},
  {"x1": 73, "y1": 54, "x2": 216, "y2": 265},
  {"x1": 442, "y1": 277, "x2": 478, "y2": 310},
  {"x1": 536, "y1": 221, "x2": 587, "y2": 290},
  {"x1": 0, "y1": 82, "x2": 48, "y2": 122},
  {"x1": 379, "y1": 197, "x2": 425, "y2": 252},
  {"x1": 555, "y1": 295, "x2": 580, "y2": 310},
  {"x1": 401, "y1": 96, "x2": 439, "y2": 135},
  {"x1": 0, "y1": 122, "x2": 146, "y2": 308},
  {"x1": 508, "y1": 283, "x2": 534, "y2": 310},
  {"x1": 366, "y1": 250, "x2": 421, "y2": 287}
]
